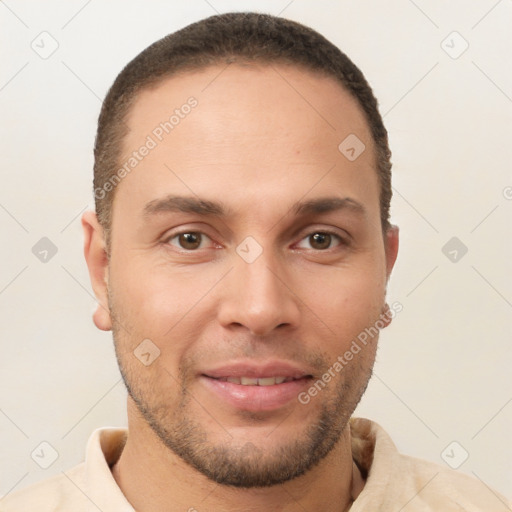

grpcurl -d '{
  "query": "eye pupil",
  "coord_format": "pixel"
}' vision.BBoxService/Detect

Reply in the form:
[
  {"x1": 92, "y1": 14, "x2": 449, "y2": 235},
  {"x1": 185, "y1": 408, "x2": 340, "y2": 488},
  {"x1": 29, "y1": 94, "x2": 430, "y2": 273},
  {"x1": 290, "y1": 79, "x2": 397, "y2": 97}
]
[
  {"x1": 179, "y1": 232, "x2": 201, "y2": 250},
  {"x1": 310, "y1": 232, "x2": 331, "y2": 250}
]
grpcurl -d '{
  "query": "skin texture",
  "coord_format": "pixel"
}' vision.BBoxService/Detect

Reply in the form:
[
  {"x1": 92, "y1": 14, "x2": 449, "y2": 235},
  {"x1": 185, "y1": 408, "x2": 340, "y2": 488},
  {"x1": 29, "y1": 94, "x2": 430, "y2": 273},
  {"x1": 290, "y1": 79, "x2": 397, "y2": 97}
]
[{"x1": 83, "y1": 63, "x2": 399, "y2": 512}]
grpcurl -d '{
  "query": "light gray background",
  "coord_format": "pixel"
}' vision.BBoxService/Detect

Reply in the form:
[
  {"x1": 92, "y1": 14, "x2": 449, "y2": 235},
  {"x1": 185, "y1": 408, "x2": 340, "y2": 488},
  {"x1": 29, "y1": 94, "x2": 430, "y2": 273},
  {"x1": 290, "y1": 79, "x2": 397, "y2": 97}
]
[{"x1": 1, "y1": 0, "x2": 511, "y2": 502}]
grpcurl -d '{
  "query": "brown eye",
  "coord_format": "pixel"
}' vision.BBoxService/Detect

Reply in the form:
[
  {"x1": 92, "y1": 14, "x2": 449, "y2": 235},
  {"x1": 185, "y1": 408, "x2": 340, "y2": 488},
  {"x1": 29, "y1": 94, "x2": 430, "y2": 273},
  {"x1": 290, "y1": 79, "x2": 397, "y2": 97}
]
[
  {"x1": 179, "y1": 233, "x2": 201, "y2": 249},
  {"x1": 309, "y1": 232, "x2": 332, "y2": 250},
  {"x1": 296, "y1": 231, "x2": 344, "y2": 251},
  {"x1": 167, "y1": 232, "x2": 205, "y2": 250}
]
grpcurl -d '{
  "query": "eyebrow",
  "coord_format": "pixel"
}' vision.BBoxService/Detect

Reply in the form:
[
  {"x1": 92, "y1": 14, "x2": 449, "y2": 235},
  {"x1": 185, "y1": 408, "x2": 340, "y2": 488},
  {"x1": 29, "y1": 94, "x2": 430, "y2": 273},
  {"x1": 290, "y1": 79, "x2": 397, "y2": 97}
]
[
  {"x1": 291, "y1": 196, "x2": 366, "y2": 217},
  {"x1": 143, "y1": 194, "x2": 366, "y2": 219},
  {"x1": 144, "y1": 195, "x2": 229, "y2": 217}
]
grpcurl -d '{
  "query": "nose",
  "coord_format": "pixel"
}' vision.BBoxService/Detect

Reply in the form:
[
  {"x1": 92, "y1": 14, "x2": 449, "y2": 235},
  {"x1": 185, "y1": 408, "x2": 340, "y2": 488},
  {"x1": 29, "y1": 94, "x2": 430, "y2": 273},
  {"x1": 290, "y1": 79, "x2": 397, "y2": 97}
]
[{"x1": 217, "y1": 252, "x2": 301, "y2": 337}]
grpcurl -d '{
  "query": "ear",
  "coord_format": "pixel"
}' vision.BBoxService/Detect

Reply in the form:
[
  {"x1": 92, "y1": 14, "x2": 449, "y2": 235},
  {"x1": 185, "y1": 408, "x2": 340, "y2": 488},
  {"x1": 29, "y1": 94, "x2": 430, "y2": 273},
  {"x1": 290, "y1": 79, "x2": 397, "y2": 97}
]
[
  {"x1": 384, "y1": 224, "x2": 399, "y2": 281},
  {"x1": 82, "y1": 211, "x2": 112, "y2": 331},
  {"x1": 379, "y1": 225, "x2": 399, "y2": 329}
]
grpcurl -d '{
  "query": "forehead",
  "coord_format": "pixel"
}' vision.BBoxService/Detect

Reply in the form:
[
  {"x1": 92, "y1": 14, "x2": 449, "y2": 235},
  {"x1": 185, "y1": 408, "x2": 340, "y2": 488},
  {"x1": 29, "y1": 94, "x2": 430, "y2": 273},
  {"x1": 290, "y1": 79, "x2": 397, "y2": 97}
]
[
  {"x1": 124, "y1": 62, "x2": 373, "y2": 152},
  {"x1": 114, "y1": 63, "x2": 379, "y2": 224}
]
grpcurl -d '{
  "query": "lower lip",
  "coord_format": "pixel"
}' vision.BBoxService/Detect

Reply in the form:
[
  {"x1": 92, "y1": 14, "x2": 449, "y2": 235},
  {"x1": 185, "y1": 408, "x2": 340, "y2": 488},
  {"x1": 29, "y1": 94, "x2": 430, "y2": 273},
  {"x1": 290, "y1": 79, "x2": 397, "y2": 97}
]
[{"x1": 200, "y1": 376, "x2": 311, "y2": 412}]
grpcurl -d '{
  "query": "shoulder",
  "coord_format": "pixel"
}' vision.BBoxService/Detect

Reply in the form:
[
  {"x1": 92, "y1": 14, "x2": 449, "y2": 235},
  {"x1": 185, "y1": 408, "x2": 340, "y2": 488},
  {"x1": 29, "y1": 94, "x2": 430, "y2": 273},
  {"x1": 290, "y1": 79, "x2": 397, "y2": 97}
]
[
  {"x1": 0, "y1": 463, "x2": 89, "y2": 512},
  {"x1": 1, "y1": 427, "x2": 129, "y2": 512},
  {"x1": 350, "y1": 417, "x2": 511, "y2": 511},
  {"x1": 398, "y1": 453, "x2": 511, "y2": 511}
]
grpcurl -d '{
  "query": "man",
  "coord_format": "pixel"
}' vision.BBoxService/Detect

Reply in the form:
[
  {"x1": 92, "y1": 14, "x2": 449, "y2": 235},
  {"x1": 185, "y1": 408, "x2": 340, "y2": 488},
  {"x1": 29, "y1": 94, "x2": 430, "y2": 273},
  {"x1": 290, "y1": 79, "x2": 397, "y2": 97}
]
[{"x1": 2, "y1": 11, "x2": 510, "y2": 512}]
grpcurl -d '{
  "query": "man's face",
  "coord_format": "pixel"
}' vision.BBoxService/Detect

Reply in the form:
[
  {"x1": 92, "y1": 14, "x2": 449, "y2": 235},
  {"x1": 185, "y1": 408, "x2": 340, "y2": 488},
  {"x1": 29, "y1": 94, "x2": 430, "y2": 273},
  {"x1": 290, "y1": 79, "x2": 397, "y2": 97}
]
[{"x1": 101, "y1": 63, "x2": 397, "y2": 487}]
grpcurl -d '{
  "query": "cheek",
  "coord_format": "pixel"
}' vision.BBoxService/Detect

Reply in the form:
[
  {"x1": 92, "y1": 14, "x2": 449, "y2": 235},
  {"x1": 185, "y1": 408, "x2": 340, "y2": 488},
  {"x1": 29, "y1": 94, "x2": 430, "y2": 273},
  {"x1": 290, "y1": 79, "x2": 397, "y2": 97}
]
[
  {"x1": 109, "y1": 257, "x2": 221, "y2": 350},
  {"x1": 109, "y1": 268, "x2": 201, "y2": 396},
  {"x1": 297, "y1": 263, "x2": 386, "y2": 329},
  {"x1": 122, "y1": 284, "x2": 185, "y2": 347},
  {"x1": 291, "y1": 266, "x2": 386, "y2": 373},
  {"x1": 302, "y1": 269, "x2": 383, "y2": 394}
]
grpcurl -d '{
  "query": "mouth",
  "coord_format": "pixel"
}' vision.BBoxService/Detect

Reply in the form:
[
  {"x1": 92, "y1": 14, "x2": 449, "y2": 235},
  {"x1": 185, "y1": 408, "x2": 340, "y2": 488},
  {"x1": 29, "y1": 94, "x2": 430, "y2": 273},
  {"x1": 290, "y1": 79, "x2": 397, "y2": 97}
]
[
  {"x1": 210, "y1": 376, "x2": 299, "y2": 386},
  {"x1": 199, "y1": 362, "x2": 314, "y2": 412}
]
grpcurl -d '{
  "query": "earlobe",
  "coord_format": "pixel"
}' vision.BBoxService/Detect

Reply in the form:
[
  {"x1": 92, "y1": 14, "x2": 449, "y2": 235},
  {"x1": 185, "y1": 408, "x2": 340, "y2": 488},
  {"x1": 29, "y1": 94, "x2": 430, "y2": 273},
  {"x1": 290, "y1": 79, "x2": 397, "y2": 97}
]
[
  {"x1": 379, "y1": 302, "x2": 393, "y2": 329},
  {"x1": 82, "y1": 211, "x2": 112, "y2": 331},
  {"x1": 384, "y1": 225, "x2": 399, "y2": 280}
]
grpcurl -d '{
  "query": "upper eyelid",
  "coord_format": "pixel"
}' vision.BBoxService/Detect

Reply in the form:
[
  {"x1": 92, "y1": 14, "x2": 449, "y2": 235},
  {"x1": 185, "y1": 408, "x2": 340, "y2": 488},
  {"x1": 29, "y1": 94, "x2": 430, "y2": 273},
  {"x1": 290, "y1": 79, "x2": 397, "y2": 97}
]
[
  {"x1": 293, "y1": 226, "x2": 350, "y2": 243},
  {"x1": 165, "y1": 231, "x2": 215, "y2": 248},
  {"x1": 163, "y1": 226, "x2": 214, "y2": 241},
  {"x1": 294, "y1": 230, "x2": 347, "y2": 249},
  {"x1": 163, "y1": 227, "x2": 349, "y2": 252},
  {"x1": 164, "y1": 226, "x2": 347, "y2": 239}
]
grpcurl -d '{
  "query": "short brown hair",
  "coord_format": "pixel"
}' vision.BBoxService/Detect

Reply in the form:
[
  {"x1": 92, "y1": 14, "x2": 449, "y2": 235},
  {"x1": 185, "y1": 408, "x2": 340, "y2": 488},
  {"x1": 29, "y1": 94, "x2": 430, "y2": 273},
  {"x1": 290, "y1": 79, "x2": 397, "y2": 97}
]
[{"x1": 93, "y1": 12, "x2": 392, "y2": 240}]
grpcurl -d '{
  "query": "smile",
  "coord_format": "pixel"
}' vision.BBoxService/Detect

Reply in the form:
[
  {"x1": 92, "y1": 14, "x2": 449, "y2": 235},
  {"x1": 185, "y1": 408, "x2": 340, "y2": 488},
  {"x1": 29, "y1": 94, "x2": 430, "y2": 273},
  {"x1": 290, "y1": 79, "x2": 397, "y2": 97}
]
[{"x1": 211, "y1": 376, "x2": 297, "y2": 386}]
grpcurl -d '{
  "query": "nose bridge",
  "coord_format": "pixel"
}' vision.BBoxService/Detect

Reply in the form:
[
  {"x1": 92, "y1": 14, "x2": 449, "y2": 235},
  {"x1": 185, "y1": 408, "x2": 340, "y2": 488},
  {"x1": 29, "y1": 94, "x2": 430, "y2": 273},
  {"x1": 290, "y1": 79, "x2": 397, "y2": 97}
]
[
  {"x1": 243, "y1": 254, "x2": 283, "y2": 306},
  {"x1": 218, "y1": 245, "x2": 300, "y2": 335}
]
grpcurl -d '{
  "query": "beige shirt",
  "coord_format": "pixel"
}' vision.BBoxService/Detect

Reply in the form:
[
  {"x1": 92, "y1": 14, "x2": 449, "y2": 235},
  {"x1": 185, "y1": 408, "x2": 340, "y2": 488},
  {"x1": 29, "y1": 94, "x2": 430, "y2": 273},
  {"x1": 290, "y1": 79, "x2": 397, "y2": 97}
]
[{"x1": 1, "y1": 418, "x2": 510, "y2": 511}]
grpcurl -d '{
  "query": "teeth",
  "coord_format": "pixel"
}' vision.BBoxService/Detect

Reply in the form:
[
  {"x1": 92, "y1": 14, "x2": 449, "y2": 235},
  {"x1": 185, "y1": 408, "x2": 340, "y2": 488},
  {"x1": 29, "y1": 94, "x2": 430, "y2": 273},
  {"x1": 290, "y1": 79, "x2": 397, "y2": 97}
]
[
  {"x1": 240, "y1": 377, "x2": 259, "y2": 385},
  {"x1": 223, "y1": 376, "x2": 290, "y2": 386},
  {"x1": 257, "y1": 377, "x2": 277, "y2": 386}
]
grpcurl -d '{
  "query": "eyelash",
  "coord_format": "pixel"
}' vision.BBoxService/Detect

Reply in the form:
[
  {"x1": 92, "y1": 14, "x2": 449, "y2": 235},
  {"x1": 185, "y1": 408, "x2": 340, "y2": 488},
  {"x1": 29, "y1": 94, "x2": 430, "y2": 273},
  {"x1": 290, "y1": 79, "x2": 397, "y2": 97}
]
[
  {"x1": 295, "y1": 230, "x2": 348, "y2": 251},
  {"x1": 163, "y1": 229, "x2": 349, "y2": 252}
]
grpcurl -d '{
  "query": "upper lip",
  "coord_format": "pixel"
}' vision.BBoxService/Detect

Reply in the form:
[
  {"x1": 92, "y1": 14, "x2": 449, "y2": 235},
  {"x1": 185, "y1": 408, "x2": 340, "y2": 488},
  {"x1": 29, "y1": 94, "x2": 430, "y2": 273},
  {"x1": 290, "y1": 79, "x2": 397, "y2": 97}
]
[{"x1": 201, "y1": 361, "x2": 313, "y2": 380}]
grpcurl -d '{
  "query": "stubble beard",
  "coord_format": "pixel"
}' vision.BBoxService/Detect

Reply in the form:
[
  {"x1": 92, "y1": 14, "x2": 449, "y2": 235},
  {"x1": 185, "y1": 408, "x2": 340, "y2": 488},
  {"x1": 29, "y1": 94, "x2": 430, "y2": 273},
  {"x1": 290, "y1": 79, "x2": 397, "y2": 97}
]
[{"x1": 109, "y1": 295, "x2": 375, "y2": 488}]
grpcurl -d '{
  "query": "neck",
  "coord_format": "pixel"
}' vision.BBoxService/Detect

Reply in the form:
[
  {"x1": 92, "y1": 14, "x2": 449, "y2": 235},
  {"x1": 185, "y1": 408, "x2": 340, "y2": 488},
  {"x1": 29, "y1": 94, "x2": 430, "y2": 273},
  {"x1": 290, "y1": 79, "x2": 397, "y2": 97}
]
[{"x1": 112, "y1": 398, "x2": 361, "y2": 512}]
